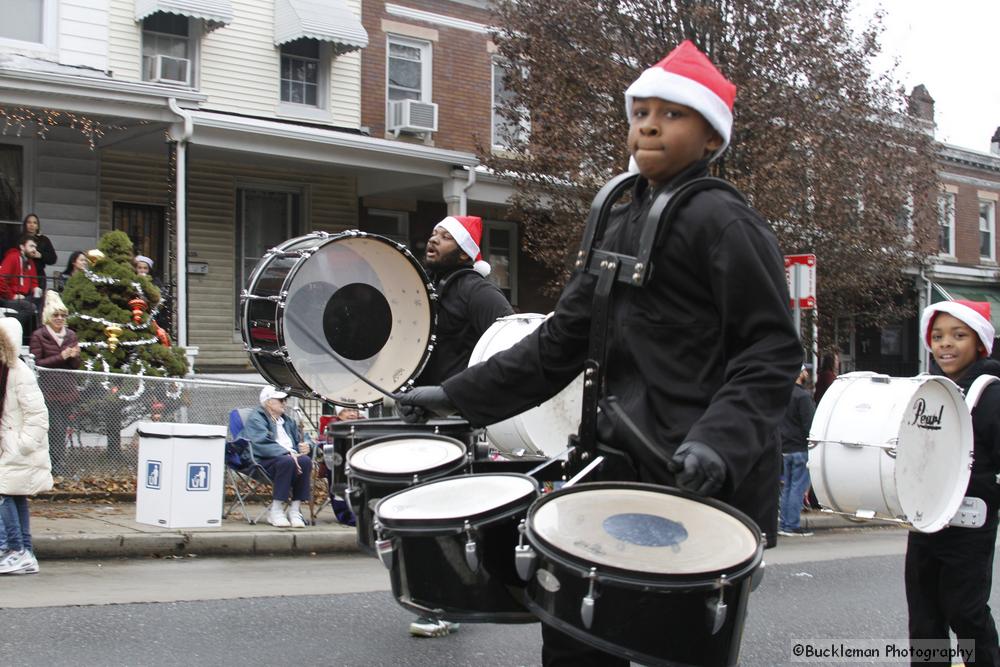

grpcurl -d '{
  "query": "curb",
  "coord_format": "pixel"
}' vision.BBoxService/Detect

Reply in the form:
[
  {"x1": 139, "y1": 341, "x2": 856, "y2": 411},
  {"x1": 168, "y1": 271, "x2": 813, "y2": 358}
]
[{"x1": 33, "y1": 529, "x2": 360, "y2": 560}]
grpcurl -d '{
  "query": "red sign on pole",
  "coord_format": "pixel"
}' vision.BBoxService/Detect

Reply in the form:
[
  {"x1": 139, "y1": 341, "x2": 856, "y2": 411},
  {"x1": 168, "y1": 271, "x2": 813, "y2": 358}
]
[{"x1": 784, "y1": 254, "x2": 816, "y2": 310}]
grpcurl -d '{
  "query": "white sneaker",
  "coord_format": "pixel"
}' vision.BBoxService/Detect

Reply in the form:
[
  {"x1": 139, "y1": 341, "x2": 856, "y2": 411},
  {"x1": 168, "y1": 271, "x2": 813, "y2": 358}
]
[
  {"x1": 9, "y1": 551, "x2": 38, "y2": 575},
  {"x1": 0, "y1": 550, "x2": 32, "y2": 574},
  {"x1": 267, "y1": 509, "x2": 291, "y2": 528},
  {"x1": 288, "y1": 511, "x2": 307, "y2": 528}
]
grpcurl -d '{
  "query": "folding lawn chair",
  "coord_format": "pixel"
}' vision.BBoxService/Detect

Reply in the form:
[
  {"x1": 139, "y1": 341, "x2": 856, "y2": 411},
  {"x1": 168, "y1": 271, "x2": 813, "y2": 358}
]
[{"x1": 223, "y1": 407, "x2": 273, "y2": 525}]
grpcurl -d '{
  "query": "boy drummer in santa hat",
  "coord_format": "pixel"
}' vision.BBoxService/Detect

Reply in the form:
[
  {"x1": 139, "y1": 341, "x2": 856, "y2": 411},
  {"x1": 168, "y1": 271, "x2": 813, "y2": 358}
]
[
  {"x1": 911, "y1": 300, "x2": 1000, "y2": 665},
  {"x1": 399, "y1": 41, "x2": 800, "y2": 664}
]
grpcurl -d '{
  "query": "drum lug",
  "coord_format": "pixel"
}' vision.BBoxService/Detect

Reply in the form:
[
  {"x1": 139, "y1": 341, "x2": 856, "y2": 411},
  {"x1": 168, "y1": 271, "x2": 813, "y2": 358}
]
[
  {"x1": 514, "y1": 520, "x2": 537, "y2": 581},
  {"x1": 707, "y1": 574, "x2": 728, "y2": 635},
  {"x1": 580, "y1": 568, "x2": 598, "y2": 630},
  {"x1": 374, "y1": 522, "x2": 394, "y2": 570},
  {"x1": 463, "y1": 520, "x2": 480, "y2": 573},
  {"x1": 750, "y1": 560, "x2": 765, "y2": 591}
]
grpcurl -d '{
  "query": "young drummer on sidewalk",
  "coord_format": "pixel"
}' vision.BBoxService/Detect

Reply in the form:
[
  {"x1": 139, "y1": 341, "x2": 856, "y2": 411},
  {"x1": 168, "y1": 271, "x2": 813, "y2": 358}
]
[{"x1": 399, "y1": 40, "x2": 800, "y2": 666}]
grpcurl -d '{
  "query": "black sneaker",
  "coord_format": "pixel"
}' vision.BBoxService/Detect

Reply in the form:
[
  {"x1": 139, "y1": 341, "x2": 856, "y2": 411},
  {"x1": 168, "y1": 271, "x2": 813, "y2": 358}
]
[{"x1": 778, "y1": 528, "x2": 813, "y2": 537}]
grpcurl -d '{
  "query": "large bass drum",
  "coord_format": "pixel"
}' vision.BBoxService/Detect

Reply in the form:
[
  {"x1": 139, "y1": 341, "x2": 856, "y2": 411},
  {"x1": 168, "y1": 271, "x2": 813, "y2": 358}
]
[
  {"x1": 808, "y1": 372, "x2": 973, "y2": 532},
  {"x1": 241, "y1": 231, "x2": 435, "y2": 406},
  {"x1": 516, "y1": 482, "x2": 763, "y2": 667},
  {"x1": 468, "y1": 313, "x2": 583, "y2": 458}
]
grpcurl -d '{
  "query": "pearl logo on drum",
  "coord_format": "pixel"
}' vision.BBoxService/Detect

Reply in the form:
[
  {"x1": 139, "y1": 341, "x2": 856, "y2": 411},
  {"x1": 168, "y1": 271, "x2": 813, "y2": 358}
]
[{"x1": 909, "y1": 399, "x2": 944, "y2": 430}]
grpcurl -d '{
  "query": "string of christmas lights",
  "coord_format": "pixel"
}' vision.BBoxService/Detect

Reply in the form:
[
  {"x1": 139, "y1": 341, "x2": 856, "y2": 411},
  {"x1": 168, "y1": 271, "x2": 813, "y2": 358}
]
[{"x1": 0, "y1": 106, "x2": 150, "y2": 149}]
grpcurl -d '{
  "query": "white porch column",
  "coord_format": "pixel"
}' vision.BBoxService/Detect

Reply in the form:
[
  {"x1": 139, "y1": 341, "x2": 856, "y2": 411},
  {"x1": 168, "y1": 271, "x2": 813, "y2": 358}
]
[
  {"x1": 442, "y1": 172, "x2": 465, "y2": 216},
  {"x1": 168, "y1": 99, "x2": 192, "y2": 349}
]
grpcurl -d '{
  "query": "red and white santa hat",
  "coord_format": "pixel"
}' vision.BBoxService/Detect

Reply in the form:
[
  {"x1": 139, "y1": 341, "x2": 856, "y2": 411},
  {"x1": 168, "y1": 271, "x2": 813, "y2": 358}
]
[
  {"x1": 434, "y1": 215, "x2": 491, "y2": 276},
  {"x1": 920, "y1": 299, "x2": 995, "y2": 357},
  {"x1": 625, "y1": 40, "x2": 737, "y2": 163}
]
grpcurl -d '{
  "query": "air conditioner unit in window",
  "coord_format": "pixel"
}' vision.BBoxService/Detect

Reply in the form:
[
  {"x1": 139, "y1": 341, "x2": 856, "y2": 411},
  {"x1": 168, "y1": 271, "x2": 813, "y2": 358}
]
[
  {"x1": 147, "y1": 54, "x2": 191, "y2": 85},
  {"x1": 388, "y1": 99, "x2": 438, "y2": 136}
]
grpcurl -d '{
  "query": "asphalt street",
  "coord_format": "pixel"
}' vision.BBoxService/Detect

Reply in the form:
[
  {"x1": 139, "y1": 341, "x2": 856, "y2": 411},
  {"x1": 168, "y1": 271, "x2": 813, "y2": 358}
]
[{"x1": 0, "y1": 527, "x2": 991, "y2": 667}]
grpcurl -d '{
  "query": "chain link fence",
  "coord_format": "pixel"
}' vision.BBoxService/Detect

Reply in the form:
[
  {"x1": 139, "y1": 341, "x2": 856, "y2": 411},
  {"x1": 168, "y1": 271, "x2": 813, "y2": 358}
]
[{"x1": 34, "y1": 367, "x2": 326, "y2": 498}]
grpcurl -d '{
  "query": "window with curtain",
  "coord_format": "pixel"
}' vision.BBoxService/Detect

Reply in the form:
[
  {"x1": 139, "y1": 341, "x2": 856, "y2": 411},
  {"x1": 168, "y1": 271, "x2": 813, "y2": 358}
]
[
  {"x1": 281, "y1": 39, "x2": 321, "y2": 106},
  {"x1": 0, "y1": 0, "x2": 43, "y2": 43},
  {"x1": 938, "y1": 192, "x2": 955, "y2": 256},
  {"x1": 980, "y1": 199, "x2": 996, "y2": 260}
]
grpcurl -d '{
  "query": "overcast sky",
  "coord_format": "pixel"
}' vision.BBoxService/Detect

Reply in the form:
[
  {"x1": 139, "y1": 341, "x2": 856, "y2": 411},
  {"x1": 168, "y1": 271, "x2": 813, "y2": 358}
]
[{"x1": 851, "y1": 0, "x2": 1000, "y2": 154}]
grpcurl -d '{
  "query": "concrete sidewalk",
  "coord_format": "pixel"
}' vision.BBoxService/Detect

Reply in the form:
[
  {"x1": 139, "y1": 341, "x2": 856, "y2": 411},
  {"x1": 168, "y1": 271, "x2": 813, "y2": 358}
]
[{"x1": 23, "y1": 500, "x2": 898, "y2": 561}]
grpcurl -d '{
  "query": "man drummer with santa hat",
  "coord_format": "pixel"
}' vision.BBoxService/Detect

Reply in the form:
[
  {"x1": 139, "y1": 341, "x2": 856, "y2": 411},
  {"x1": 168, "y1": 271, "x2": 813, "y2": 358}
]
[
  {"x1": 911, "y1": 300, "x2": 1000, "y2": 665},
  {"x1": 406, "y1": 214, "x2": 513, "y2": 637}
]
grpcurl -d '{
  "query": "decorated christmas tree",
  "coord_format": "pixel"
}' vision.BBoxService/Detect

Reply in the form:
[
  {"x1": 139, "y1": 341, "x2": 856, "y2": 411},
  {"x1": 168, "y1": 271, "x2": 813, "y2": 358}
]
[{"x1": 63, "y1": 230, "x2": 187, "y2": 377}]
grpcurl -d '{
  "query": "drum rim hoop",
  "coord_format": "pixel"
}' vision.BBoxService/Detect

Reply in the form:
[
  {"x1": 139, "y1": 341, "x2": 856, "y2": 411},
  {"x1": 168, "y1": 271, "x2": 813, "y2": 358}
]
[
  {"x1": 328, "y1": 416, "x2": 473, "y2": 437},
  {"x1": 375, "y1": 472, "x2": 540, "y2": 532},
  {"x1": 241, "y1": 231, "x2": 438, "y2": 408},
  {"x1": 525, "y1": 481, "x2": 763, "y2": 588},
  {"x1": 346, "y1": 433, "x2": 469, "y2": 481}
]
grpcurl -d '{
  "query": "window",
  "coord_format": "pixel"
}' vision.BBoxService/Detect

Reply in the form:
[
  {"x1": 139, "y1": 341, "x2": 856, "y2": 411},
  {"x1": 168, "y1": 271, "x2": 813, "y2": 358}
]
[
  {"x1": 979, "y1": 199, "x2": 996, "y2": 261},
  {"x1": 113, "y1": 203, "x2": 166, "y2": 280},
  {"x1": 938, "y1": 192, "x2": 955, "y2": 256},
  {"x1": 481, "y1": 220, "x2": 518, "y2": 305},
  {"x1": 365, "y1": 209, "x2": 409, "y2": 245},
  {"x1": 142, "y1": 13, "x2": 195, "y2": 86},
  {"x1": 281, "y1": 39, "x2": 321, "y2": 106},
  {"x1": 0, "y1": 0, "x2": 55, "y2": 48},
  {"x1": 235, "y1": 187, "x2": 302, "y2": 323},
  {"x1": 0, "y1": 143, "x2": 24, "y2": 223},
  {"x1": 387, "y1": 36, "x2": 431, "y2": 102},
  {"x1": 491, "y1": 59, "x2": 529, "y2": 149}
]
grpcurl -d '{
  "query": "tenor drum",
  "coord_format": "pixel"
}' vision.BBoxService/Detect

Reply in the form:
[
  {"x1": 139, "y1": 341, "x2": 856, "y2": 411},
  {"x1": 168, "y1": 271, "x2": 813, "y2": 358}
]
[
  {"x1": 808, "y1": 372, "x2": 973, "y2": 533},
  {"x1": 241, "y1": 231, "x2": 435, "y2": 406},
  {"x1": 516, "y1": 483, "x2": 763, "y2": 667},
  {"x1": 347, "y1": 434, "x2": 470, "y2": 554},
  {"x1": 375, "y1": 473, "x2": 540, "y2": 622},
  {"x1": 325, "y1": 417, "x2": 477, "y2": 490},
  {"x1": 468, "y1": 314, "x2": 583, "y2": 458}
]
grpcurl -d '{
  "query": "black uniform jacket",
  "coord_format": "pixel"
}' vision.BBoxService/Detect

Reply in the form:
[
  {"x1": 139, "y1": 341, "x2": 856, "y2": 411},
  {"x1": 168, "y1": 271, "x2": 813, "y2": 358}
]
[
  {"x1": 443, "y1": 164, "x2": 801, "y2": 525},
  {"x1": 915, "y1": 358, "x2": 1000, "y2": 540},
  {"x1": 415, "y1": 266, "x2": 513, "y2": 386}
]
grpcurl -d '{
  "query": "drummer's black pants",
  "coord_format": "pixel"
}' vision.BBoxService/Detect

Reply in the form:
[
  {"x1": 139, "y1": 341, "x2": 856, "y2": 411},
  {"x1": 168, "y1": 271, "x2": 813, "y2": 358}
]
[
  {"x1": 541, "y1": 623, "x2": 628, "y2": 667},
  {"x1": 905, "y1": 524, "x2": 1000, "y2": 666}
]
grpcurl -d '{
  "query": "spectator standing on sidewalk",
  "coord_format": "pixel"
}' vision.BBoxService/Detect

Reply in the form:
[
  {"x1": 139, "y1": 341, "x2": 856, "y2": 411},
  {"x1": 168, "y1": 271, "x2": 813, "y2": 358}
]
[
  {"x1": 0, "y1": 317, "x2": 51, "y2": 575},
  {"x1": 243, "y1": 386, "x2": 312, "y2": 529},
  {"x1": 29, "y1": 291, "x2": 81, "y2": 476},
  {"x1": 778, "y1": 364, "x2": 815, "y2": 537},
  {"x1": 21, "y1": 214, "x2": 57, "y2": 293}
]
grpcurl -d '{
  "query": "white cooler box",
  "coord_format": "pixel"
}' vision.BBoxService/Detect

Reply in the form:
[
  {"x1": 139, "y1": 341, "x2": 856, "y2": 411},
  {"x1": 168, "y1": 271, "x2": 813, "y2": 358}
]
[{"x1": 135, "y1": 422, "x2": 227, "y2": 528}]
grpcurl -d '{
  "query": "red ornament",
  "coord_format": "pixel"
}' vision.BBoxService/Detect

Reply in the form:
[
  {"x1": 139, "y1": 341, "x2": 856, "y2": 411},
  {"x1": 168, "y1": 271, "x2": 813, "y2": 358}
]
[
  {"x1": 155, "y1": 325, "x2": 171, "y2": 348},
  {"x1": 128, "y1": 297, "x2": 148, "y2": 324}
]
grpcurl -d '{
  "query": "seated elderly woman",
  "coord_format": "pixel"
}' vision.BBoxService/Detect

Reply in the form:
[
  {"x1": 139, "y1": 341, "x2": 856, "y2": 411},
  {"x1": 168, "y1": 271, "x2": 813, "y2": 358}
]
[{"x1": 242, "y1": 386, "x2": 312, "y2": 528}]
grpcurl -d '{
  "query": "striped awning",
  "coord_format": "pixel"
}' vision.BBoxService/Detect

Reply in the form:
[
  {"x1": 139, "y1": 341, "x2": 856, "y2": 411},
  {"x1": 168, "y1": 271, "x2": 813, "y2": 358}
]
[
  {"x1": 274, "y1": 0, "x2": 369, "y2": 53},
  {"x1": 135, "y1": 0, "x2": 234, "y2": 29},
  {"x1": 932, "y1": 282, "x2": 1000, "y2": 332}
]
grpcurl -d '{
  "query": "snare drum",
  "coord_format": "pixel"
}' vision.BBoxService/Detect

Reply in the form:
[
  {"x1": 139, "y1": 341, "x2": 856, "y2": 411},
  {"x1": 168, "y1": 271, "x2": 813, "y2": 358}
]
[
  {"x1": 375, "y1": 473, "x2": 540, "y2": 623},
  {"x1": 469, "y1": 314, "x2": 583, "y2": 458},
  {"x1": 808, "y1": 372, "x2": 973, "y2": 532},
  {"x1": 347, "y1": 434, "x2": 470, "y2": 554},
  {"x1": 325, "y1": 417, "x2": 477, "y2": 491},
  {"x1": 516, "y1": 482, "x2": 763, "y2": 667},
  {"x1": 241, "y1": 231, "x2": 435, "y2": 406}
]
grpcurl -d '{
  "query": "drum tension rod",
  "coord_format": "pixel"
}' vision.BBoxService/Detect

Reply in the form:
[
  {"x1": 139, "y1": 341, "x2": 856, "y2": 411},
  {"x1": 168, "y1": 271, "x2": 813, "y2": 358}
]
[
  {"x1": 463, "y1": 520, "x2": 480, "y2": 573},
  {"x1": 707, "y1": 574, "x2": 728, "y2": 635},
  {"x1": 514, "y1": 521, "x2": 537, "y2": 582},
  {"x1": 580, "y1": 568, "x2": 598, "y2": 630}
]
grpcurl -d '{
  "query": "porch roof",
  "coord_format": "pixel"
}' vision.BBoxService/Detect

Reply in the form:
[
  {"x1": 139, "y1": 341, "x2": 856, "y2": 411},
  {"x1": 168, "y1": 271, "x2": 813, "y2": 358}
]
[
  {"x1": 274, "y1": 0, "x2": 368, "y2": 52},
  {"x1": 135, "y1": 0, "x2": 234, "y2": 29}
]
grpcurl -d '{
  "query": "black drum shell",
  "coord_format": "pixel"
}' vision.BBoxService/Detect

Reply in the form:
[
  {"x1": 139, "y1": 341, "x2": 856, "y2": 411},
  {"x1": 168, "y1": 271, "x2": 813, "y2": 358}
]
[
  {"x1": 375, "y1": 473, "x2": 540, "y2": 623},
  {"x1": 522, "y1": 482, "x2": 762, "y2": 667},
  {"x1": 347, "y1": 433, "x2": 471, "y2": 555}
]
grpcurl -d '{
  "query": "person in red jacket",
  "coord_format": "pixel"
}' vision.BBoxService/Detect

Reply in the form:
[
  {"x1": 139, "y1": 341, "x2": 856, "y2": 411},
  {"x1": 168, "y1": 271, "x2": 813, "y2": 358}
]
[
  {"x1": 0, "y1": 233, "x2": 42, "y2": 339},
  {"x1": 29, "y1": 291, "x2": 80, "y2": 476}
]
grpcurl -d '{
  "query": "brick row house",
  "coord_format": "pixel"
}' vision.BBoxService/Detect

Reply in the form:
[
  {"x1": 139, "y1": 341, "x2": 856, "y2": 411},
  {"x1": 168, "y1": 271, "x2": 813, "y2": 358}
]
[
  {"x1": 837, "y1": 87, "x2": 1000, "y2": 376},
  {"x1": 0, "y1": 0, "x2": 550, "y2": 372}
]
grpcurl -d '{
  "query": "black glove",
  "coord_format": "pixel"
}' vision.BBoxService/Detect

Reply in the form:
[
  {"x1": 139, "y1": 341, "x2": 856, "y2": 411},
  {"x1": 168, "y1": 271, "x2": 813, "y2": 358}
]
[
  {"x1": 670, "y1": 441, "x2": 726, "y2": 496},
  {"x1": 394, "y1": 386, "x2": 457, "y2": 424}
]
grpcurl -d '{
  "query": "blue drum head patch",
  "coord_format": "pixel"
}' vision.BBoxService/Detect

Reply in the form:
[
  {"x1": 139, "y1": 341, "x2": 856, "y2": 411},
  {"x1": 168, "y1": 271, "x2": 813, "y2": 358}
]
[{"x1": 603, "y1": 513, "x2": 687, "y2": 547}]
